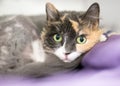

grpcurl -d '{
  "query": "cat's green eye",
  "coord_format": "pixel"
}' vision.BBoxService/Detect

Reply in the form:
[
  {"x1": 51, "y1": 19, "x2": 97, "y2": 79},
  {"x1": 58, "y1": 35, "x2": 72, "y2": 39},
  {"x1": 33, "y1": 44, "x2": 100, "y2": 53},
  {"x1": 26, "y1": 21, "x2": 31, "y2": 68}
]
[
  {"x1": 77, "y1": 36, "x2": 87, "y2": 44},
  {"x1": 53, "y1": 34, "x2": 62, "y2": 42}
]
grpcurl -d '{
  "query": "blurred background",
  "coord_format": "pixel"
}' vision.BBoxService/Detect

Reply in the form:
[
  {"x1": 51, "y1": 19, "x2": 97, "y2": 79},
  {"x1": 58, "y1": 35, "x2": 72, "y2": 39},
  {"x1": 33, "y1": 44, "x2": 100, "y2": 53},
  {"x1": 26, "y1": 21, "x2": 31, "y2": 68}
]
[{"x1": 0, "y1": 0, "x2": 120, "y2": 31}]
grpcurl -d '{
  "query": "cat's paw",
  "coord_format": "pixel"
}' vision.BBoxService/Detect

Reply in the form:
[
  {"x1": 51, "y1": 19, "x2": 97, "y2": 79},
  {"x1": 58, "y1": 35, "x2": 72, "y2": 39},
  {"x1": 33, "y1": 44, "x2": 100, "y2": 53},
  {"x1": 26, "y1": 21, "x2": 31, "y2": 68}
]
[{"x1": 100, "y1": 34, "x2": 107, "y2": 42}]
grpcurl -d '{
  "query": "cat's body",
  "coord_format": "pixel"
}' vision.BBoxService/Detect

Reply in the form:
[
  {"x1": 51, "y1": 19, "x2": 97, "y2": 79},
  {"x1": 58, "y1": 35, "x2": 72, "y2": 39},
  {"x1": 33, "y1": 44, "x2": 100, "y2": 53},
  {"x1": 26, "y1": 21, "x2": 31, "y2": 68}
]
[
  {"x1": 0, "y1": 15, "x2": 83, "y2": 77},
  {"x1": 0, "y1": 3, "x2": 107, "y2": 77},
  {"x1": 0, "y1": 16, "x2": 39, "y2": 74}
]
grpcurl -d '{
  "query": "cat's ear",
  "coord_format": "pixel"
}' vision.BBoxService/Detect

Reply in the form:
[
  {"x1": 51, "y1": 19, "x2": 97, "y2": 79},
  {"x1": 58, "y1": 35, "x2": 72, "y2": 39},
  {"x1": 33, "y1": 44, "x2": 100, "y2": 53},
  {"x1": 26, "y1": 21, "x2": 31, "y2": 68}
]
[
  {"x1": 46, "y1": 2, "x2": 60, "y2": 22},
  {"x1": 82, "y1": 3, "x2": 100, "y2": 27}
]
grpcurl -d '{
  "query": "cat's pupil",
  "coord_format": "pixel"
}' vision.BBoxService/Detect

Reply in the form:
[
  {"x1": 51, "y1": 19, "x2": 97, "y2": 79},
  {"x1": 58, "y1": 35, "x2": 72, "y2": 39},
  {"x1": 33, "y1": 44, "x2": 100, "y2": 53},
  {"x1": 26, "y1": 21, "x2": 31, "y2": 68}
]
[
  {"x1": 56, "y1": 34, "x2": 60, "y2": 40},
  {"x1": 80, "y1": 36, "x2": 84, "y2": 42}
]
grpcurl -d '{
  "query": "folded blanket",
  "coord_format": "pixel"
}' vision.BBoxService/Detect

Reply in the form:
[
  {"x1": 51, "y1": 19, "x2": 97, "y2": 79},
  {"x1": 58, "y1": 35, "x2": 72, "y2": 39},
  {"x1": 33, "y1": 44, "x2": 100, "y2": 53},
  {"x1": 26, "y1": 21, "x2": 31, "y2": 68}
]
[{"x1": 82, "y1": 35, "x2": 120, "y2": 69}]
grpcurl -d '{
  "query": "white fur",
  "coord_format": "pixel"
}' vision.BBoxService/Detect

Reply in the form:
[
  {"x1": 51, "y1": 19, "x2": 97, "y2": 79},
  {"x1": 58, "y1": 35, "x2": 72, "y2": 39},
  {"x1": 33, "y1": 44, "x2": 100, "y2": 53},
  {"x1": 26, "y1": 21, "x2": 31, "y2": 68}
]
[
  {"x1": 31, "y1": 40, "x2": 46, "y2": 62},
  {"x1": 54, "y1": 42, "x2": 81, "y2": 63},
  {"x1": 100, "y1": 34, "x2": 107, "y2": 42}
]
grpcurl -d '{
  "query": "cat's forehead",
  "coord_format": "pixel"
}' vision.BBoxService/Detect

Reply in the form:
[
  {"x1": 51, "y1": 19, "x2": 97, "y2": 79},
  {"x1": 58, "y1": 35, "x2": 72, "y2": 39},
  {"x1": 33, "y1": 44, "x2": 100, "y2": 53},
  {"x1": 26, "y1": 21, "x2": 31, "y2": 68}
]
[
  {"x1": 60, "y1": 12, "x2": 84, "y2": 32},
  {"x1": 49, "y1": 20, "x2": 79, "y2": 34},
  {"x1": 49, "y1": 19, "x2": 79, "y2": 34},
  {"x1": 46, "y1": 12, "x2": 86, "y2": 35}
]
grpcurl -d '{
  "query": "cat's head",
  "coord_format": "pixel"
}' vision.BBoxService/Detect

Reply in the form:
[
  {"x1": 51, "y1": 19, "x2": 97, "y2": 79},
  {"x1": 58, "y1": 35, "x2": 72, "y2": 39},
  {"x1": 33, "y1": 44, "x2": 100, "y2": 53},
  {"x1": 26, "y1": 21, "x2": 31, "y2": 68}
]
[{"x1": 41, "y1": 2, "x2": 104, "y2": 63}]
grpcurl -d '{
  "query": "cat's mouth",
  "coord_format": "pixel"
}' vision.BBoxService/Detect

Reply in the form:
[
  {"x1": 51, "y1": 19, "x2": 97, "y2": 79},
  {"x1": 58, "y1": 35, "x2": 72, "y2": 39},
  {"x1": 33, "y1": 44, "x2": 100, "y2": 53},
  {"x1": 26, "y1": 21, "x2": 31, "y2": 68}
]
[
  {"x1": 63, "y1": 55, "x2": 71, "y2": 63},
  {"x1": 54, "y1": 46, "x2": 82, "y2": 63},
  {"x1": 60, "y1": 52, "x2": 81, "y2": 63}
]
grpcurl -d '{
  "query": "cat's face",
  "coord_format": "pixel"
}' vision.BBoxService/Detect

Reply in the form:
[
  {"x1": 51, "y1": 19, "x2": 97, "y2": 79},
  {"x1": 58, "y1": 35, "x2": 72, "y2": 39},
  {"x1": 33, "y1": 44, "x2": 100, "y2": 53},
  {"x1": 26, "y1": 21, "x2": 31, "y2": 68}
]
[{"x1": 41, "y1": 3, "x2": 103, "y2": 63}]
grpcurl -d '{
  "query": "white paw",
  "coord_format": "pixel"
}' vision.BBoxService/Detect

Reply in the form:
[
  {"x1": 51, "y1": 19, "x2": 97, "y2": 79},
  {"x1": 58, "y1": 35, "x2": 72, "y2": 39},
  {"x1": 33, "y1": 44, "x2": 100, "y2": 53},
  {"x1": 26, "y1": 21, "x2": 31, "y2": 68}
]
[{"x1": 100, "y1": 34, "x2": 107, "y2": 42}]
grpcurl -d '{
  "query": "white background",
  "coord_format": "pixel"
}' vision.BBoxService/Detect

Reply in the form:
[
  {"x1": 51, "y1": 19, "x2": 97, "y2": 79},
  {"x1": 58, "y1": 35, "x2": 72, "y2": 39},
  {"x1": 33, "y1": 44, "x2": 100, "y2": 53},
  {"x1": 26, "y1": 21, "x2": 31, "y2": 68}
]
[{"x1": 0, "y1": 0, "x2": 120, "y2": 31}]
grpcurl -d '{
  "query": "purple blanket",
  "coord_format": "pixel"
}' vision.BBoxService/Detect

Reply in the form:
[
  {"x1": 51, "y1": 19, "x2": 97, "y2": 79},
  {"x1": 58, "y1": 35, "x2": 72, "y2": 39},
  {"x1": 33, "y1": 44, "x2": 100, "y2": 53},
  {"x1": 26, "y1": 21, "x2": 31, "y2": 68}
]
[{"x1": 1, "y1": 35, "x2": 120, "y2": 86}]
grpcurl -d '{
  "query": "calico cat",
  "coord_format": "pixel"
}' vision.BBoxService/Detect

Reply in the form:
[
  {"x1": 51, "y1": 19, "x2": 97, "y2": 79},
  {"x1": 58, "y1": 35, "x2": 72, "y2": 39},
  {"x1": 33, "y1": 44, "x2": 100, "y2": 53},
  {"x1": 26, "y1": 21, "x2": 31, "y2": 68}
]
[
  {"x1": 15, "y1": 2, "x2": 107, "y2": 77},
  {"x1": 40, "y1": 2, "x2": 107, "y2": 63},
  {"x1": 0, "y1": 2, "x2": 107, "y2": 77}
]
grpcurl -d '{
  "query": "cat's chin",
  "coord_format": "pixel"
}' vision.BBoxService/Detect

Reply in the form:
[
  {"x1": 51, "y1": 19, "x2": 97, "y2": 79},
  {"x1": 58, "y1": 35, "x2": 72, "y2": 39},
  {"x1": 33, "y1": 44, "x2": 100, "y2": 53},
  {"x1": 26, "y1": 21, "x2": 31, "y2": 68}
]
[{"x1": 63, "y1": 60, "x2": 71, "y2": 63}]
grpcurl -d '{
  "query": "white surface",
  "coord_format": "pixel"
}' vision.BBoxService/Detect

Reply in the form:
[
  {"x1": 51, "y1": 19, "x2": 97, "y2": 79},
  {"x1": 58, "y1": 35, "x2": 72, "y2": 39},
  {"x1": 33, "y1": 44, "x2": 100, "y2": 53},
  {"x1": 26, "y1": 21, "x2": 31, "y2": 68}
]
[
  {"x1": 0, "y1": 0, "x2": 86, "y2": 15},
  {"x1": 0, "y1": 0, "x2": 120, "y2": 31}
]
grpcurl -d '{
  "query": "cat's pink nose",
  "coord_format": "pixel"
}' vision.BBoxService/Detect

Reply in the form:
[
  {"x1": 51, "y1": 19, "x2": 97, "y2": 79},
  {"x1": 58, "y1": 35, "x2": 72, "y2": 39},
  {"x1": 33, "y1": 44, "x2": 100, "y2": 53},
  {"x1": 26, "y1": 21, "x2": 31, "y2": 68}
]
[{"x1": 65, "y1": 53, "x2": 70, "y2": 55}]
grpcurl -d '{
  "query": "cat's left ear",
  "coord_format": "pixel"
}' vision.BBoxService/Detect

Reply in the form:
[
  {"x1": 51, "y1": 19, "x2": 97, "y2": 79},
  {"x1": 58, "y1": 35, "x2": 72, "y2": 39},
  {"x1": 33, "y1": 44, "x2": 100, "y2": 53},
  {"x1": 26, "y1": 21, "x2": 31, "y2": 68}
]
[
  {"x1": 82, "y1": 3, "x2": 100, "y2": 27},
  {"x1": 46, "y1": 2, "x2": 60, "y2": 22}
]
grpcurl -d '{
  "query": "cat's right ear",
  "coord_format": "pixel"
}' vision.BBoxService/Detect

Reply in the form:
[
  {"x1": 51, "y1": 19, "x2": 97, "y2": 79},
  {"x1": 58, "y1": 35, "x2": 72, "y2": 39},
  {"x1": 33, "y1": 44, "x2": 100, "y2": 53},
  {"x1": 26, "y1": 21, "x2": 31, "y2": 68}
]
[
  {"x1": 82, "y1": 3, "x2": 100, "y2": 28},
  {"x1": 46, "y1": 3, "x2": 60, "y2": 22}
]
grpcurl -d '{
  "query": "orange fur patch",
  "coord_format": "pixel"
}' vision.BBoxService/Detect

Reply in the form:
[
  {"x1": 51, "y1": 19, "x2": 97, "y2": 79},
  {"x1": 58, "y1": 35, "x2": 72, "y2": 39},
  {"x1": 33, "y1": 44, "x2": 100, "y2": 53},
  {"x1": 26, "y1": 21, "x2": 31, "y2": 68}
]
[
  {"x1": 76, "y1": 27, "x2": 103, "y2": 53},
  {"x1": 69, "y1": 19, "x2": 79, "y2": 32}
]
